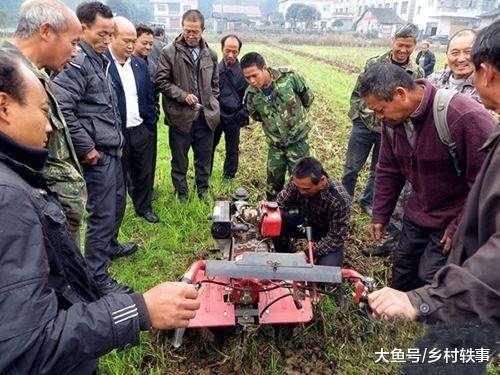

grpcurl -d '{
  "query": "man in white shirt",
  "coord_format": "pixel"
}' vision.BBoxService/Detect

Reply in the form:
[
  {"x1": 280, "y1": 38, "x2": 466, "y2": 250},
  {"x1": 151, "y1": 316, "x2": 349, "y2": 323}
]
[{"x1": 106, "y1": 16, "x2": 159, "y2": 223}]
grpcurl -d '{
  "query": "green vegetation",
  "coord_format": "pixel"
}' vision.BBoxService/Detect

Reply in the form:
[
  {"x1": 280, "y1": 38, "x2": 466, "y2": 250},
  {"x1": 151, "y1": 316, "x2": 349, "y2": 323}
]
[{"x1": 98, "y1": 44, "x2": 495, "y2": 374}]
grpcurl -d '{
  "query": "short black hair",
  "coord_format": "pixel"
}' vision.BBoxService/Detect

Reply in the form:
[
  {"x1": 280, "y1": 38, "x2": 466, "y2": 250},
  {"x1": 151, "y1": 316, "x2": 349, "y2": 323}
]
[
  {"x1": 221, "y1": 34, "x2": 242, "y2": 50},
  {"x1": 154, "y1": 27, "x2": 164, "y2": 37},
  {"x1": 182, "y1": 9, "x2": 204, "y2": 29},
  {"x1": 240, "y1": 52, "x2": 266, "y2": 70},
  {"x1": 394, "y1": 23, "x2": 419, "y2": 43},
  {"x1": 136, "y1": 23, "x2": 153, "y2": 37},
  {"x1": 292, "y1": 157, "x2": 326, "y2": 185},
  {"x1": 76, "y1": 1, "x2": 113, "y2": 25},
  {"x1": 471, "y1": 20, "x2": 500, "y2": 71},
  {"x1": 0, "y1": 51, "x2": 26, "y2": 105},
  {"x1": 359, "y1": 63, "x2": 416, "y2": 101}
]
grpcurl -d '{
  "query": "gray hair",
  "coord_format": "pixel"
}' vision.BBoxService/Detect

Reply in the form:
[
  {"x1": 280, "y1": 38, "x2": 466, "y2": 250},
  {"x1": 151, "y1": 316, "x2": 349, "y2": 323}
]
[{"x1": 14, "y1": 0, "x2": 68, "y2": 39}]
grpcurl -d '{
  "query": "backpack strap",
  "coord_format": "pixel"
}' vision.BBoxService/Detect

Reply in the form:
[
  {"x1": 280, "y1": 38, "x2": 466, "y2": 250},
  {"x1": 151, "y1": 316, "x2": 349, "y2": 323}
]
[{"x1": 433, "y1": 88, "x2": 462, "y2": 176}]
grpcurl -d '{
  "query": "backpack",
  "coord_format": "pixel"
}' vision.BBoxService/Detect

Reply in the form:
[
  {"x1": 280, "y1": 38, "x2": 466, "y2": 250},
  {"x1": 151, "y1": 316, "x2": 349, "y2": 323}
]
[{"x1": 385, "y1": 88, "x2": 463, "y2": 176}]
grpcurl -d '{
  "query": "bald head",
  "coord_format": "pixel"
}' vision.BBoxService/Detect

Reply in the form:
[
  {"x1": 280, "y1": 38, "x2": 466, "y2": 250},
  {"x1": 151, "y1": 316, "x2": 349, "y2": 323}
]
[{"x1": 110, "y1": 16, "x2": 137, "y2": 62}]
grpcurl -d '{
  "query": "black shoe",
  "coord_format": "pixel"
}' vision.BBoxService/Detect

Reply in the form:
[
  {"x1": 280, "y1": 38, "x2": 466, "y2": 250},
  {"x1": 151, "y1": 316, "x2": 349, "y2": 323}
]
[
  {"x1": 111, "y1": 242, "x2": 138, "y2": 260},
  {"x1": 198, "y1": 189, "x2": 207, "y2": 199},
  {"x1": 362, "y1": 234, "x2": 398, "y2": 257},
  {"x1": 142, "y1": 210, "x2": 159, "y2": 223},
  {"x1": 358, "y1": 201, "x2": 373, "y2": 216},
  {"x1": 222, "y1": 176, "x2": 233, "y2": 184},
  {"x1": 97, "y1": 277, "x2": 134, "y2": 296},
  {"x1": 177, "y1": 192, "x2": 188, "y2": 204}
]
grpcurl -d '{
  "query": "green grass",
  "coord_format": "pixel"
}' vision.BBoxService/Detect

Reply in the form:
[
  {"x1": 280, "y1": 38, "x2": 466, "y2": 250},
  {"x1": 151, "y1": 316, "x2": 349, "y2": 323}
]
[
  {"x1": 281, "y1": 44, "x2": 448, "y2": 73},
  {"x1": 97, "y1": 44, "x2": 497, "y2": 374}
]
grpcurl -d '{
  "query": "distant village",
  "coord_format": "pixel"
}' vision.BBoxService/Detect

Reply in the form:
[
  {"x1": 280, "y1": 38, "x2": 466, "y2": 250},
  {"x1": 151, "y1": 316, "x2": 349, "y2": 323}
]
[{"x1": 149, "y1": 0, "x2": 500, "y2": 40}]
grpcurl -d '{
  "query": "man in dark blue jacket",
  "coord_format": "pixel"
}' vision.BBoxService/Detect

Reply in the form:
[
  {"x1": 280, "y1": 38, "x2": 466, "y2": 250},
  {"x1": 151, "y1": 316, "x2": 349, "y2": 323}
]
[
  {"x1": 53, "y1": 2, "x2": 135, "y2": 295},
  {"x1": 0, "y1": 50, "x2": 199, "y2": 375},
  {"x1": 107, "y1": 16, "x2": 159, "y2": 223},
  {"x1": 211, "y1": 34, "x2": 248, "y2": 182}
]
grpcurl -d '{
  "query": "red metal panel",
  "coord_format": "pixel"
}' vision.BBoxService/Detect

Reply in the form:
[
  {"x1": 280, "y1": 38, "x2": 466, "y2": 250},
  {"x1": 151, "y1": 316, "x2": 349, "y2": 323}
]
[
  {"x1": 258, "y1": 287, "x2": 313, "y2": 324},
  {"x1": 188, "y1": 271, "x2": 236, "y2": 328}
]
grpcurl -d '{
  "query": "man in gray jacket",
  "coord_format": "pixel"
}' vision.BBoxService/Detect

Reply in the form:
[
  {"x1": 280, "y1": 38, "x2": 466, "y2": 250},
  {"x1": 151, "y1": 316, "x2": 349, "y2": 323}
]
[
  {"x1": 156, "y1": 9, "x2": 220, "y2": 202},
  {"x1": 53, "y1": 2, "x2": 135, "y2": 295}
]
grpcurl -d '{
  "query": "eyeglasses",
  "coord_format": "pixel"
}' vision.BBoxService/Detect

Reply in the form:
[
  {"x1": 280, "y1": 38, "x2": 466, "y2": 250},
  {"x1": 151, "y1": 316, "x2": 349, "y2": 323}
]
[{"x1": 183, "y1": 29, "x2": 202, "y2": 36}]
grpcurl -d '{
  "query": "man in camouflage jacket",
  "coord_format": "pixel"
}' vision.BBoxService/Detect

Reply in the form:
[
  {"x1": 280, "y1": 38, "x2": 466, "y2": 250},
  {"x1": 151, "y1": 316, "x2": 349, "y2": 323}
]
[
  {"x1": 241, "y1": 52, "x2": 314, "y2": 199},
  {"x1": 343, "y1": 24, "x2": 423, "y2": 214},
  {"x1": 1, "y1": 1, "x2": 86, "y2": 244}
]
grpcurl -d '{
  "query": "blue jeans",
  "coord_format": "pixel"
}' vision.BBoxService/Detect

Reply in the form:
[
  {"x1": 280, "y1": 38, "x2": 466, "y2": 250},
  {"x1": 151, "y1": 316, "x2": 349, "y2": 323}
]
[{"x1": 342, "y1": 118, "x2": 381, "y2": 207}]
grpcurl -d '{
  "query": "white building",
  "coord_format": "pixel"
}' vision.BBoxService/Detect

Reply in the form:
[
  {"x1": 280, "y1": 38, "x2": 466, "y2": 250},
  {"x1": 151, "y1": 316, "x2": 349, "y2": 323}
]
[
  {"x1": 332, "y1": 0, "x2": 499, "y2": 36},
  {"x1": 278, "y1": 0, "x2": 346, "y2": 29},
  {"x1": 150, "y1": 0, "x2": 198, "y2": 31},
  {"x1": 211, "y1": 4, "x2": 262, "y2": 31}
]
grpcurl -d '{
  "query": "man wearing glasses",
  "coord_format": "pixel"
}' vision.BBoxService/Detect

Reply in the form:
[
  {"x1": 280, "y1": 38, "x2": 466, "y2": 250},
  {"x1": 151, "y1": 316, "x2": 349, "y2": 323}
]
[{"x1": 156, "y1": 9, "x2": 220, "y2": 202}]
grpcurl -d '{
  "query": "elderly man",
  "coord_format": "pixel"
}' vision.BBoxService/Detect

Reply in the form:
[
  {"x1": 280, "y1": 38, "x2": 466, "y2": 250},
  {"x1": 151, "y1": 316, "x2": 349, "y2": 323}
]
[
  {"x1": 242, "y1": 52, "x2": 314, "y2": 200},
  {"x1": 53, "y1": 2, "x2": 134, "y2": 295},
  {"x1": 211, "y1": 34, "x2": 248, "y2": 183},
  {"x1": 428, "y1": 29, "x2": 480, "y2": 101},
  {"x1": 359, "y1": 63, "x2": 495, "y2": 293},
  {"x1": 274, "y1": 157, "x2": 351, "y2": 266},
  {"x1": 343, "y1": 24, "x2": 423, "y2": 217},
  {"x1": 0, "y1": 0, "x2": 86, "y2": 244},
  {"x1": 368, "y1": 20, "x2": 500, "y2": 326},
  {"x1": 156, "y1": 10, "x2": 219, "y2": 202},
  {"x1": 106, "y1": 17, "x2": 158, "y2": 223},
  {"x1": 0, "y1": 52, "x2": 199, "y2": 374}
]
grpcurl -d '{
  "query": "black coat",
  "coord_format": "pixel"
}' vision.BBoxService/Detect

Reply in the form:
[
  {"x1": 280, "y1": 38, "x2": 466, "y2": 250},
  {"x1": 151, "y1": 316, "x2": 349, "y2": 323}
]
[
  {"x1": 415, "y1": 50, "x2": 436, "y2": 77},
  {"x1": 218, "y1": 60, "x2": 249, "y2": 127},
  {"x1": 52, "y1": 41, "x2": 124, "y2": 158},
  {"x1": 0, "y1": 133, "x2": 146, "y2": 374},
  {"x1": 105, "y1": 50, "x2": 158, "y2": 132}
]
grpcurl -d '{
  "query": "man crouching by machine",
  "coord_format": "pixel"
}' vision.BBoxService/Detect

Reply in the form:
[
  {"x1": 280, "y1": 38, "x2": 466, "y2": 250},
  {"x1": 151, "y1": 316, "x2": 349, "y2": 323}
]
[{"x1": 273, "y1": 157, "x2": 352, "y2": 266}]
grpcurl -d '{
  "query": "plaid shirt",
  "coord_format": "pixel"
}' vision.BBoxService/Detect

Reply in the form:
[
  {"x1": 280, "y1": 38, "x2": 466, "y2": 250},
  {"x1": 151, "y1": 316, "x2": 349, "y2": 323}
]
[{"x1": 276, "y1": 178, "x2": 351, "y2": 257}]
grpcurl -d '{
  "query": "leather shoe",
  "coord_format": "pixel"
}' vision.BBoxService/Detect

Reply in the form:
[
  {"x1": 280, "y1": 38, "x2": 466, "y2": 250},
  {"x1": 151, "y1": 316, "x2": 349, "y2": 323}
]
[
  {"x1": 177, "y1": 193, "x2": 188, "y2": 204},
  {"x1": 142, "y1": 211, "x2": 159, "y2": 223},
  {"x1": 111, "y1": 242, "x2": 138, "y2": 260},
  {"x1": 97, "y1": 277, "x2": 134, "y2": 296},
  {"x1": 198, "y1": 189, "x2": 208, "y2": 199}
]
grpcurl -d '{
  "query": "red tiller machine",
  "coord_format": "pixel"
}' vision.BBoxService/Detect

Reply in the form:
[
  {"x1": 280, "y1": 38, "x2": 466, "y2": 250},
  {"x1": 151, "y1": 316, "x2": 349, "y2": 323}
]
[{"x1": 173, "y1": 188, "x2": 375, "y2": 347}]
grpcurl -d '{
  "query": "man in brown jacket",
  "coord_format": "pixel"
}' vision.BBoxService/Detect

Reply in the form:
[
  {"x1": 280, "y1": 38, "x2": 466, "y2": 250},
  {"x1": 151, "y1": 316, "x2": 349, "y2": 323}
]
[
  {"x1": 368, "y1": 20, "x2": 500, "y2": 326},
  {"x1": 155, "y1": 10, "x2": 220, "y2": 202}
]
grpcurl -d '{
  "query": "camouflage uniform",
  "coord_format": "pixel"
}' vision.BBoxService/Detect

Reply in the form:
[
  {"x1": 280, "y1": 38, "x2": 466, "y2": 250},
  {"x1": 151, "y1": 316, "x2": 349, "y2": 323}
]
[
  {"x1": 244, "y1": 67, "x2": 314, "y2": 198},
  {"x1": 1, "y1": 41, "x2": 86, "y2": 241}
]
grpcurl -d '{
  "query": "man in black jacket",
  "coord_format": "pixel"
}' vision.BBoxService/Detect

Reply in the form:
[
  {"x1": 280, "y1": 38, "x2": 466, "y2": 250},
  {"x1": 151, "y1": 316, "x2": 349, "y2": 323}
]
[
  {"x1": 0, "y1": 50, "x2": 199, "y2": 374},
  {"x1": 107, "y1": 16, "x2": 159, "y2": 223},
  {"x1": 53, "y1": 2, "x2": 135, "y2": 295},
  {"x1": 211, "y1": 34, "x2": 248, "y2": 182}
]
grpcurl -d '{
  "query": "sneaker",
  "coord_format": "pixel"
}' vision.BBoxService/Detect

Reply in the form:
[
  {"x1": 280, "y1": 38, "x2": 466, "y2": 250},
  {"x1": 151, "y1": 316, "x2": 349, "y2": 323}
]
[{"x1": 362, "y1": 234, "x2": 399, "y2": 257}]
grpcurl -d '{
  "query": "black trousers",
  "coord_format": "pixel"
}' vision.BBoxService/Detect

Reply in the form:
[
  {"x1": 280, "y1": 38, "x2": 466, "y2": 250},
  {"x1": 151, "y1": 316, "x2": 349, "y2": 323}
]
[
  {"x1": 82, "y1": 152, "x2": 125, "y2": 283},
  {"x1": 123, "y1": 124, "x2": 155, "y2": 215},
  {"x1": 211, "y1": 120, "x2": 240, "y2": 179},
  {"x1": 272, "y1": 211, "x2": 344, "y2": 267},
  {"x1": 392, "y1": 216, "x2": 449, "y2": 291},
  {"x1": 169, "y1": 116, "x2": 214, "y2": 194}
]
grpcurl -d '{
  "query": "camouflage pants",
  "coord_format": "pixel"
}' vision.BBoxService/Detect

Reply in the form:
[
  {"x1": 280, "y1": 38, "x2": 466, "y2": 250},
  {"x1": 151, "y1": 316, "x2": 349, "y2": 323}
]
[{"x1": 266, "y1": 139, "x2": 309, "y2": 199}]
